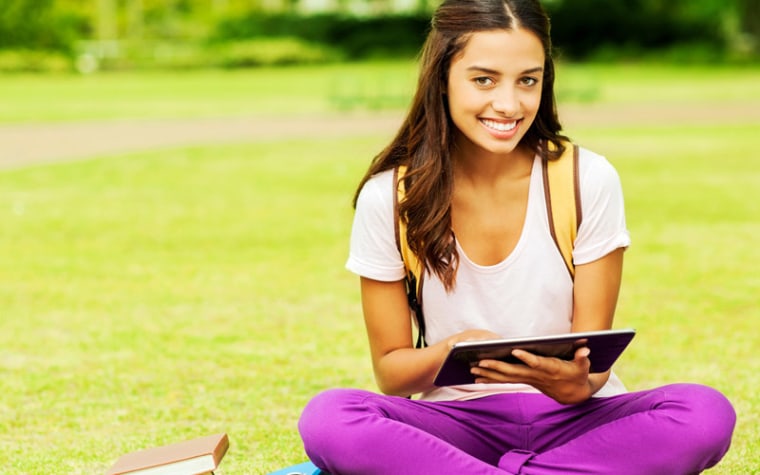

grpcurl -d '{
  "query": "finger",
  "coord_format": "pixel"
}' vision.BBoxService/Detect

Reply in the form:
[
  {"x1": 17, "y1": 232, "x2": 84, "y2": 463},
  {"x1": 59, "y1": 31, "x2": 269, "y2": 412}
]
[
  {"x1": 572, "y1": 346, "x2": 592, "y2": 374},
  {"x1": 470, "y1": 365, "x2": 503, "y2": 383},
  {"x1": 475, "y1": 359, "x2": 544, "y2": 386},
  {"x1": 510, "y1": 349, "x2": 542, "y2": 368},
  {"x1": 476, "y1": 358, "x2": 533, "y2": 375},
  {"x1": 471, "y1": 361, "x2": 526, "y2": 382},
  {"x1": 470, "y1": 367, "x2": 522, "y2": 384},
  {"x1": 574, "y1": 346, "x2": 591, "y2": 363},
  {"x1": 511, "y1": 349, "x2": 585, "y2": 376}
]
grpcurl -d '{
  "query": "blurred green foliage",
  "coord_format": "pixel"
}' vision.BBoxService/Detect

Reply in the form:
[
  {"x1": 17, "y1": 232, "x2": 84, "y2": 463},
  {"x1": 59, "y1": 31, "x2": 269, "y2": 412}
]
[
  {"x1": 547, "y1": 0, "x2": 726, "y2": 58},
  {"x1": 0, "y1": 0, "x2": 757, "y2": 72},
  {"x1": 0, "y1": 49, "x2": 72, "y2": 73},
  {"x1": 210, "y1": 12, "x2": 430, "y2": 60},
  {"x1": 0, "y1": 0, "x2": 89, "y2": 52}
]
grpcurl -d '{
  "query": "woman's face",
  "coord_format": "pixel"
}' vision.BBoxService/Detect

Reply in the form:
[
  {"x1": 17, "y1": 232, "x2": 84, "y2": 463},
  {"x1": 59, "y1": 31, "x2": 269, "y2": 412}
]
[{"x1": 447, "y1": 28, "x2": 545, "y2": 158}]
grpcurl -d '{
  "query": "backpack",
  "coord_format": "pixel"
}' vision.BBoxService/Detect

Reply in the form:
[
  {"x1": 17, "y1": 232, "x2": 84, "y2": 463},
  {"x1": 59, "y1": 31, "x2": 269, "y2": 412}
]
[{"x1": 393, "y1": 142, "x2": 582, "y2": 348}]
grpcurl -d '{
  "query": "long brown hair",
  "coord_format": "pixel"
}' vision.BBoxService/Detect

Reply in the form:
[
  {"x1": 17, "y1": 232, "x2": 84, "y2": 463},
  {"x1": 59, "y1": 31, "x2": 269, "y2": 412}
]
[{"x1": 354, "y1": 0, "x2": 568, "y2": 291}]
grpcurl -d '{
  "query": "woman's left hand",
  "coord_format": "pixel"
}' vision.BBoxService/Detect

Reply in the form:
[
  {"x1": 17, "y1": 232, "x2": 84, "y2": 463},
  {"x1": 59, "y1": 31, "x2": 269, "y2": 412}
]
[{"x1": 470, "y1": 346, "x2": 594, "y2": 405}]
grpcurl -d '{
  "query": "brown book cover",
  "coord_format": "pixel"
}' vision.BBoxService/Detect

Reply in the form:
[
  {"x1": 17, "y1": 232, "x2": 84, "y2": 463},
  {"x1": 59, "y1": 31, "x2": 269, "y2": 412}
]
[{"x1": 106, "y1": 433, "x2": 229, "y2": 475}]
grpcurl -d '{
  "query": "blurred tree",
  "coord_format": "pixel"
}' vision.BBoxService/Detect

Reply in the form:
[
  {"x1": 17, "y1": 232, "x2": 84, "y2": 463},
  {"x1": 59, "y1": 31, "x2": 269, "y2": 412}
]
[
  {"x1": 0, "y1": 0, "x2": 88, "y2": 51},
  {"x1": 212, "y1": 0, "x2": 229, "y2": 15},
  {"x1": 738, "y1": 0, "x2": 759, "y2": 52},
  {"x1": 1, "y1": 0, "x2": 753, "y2": 65},
  {"x1": 545, "y1": 0, "x2": 727, "y2": 58},
  {"x1": 127, "y1": 0, "x2": 144, "y2": 39},
  {"x1": 97, "y1": 0, "x2": 117, "y2": 40}
]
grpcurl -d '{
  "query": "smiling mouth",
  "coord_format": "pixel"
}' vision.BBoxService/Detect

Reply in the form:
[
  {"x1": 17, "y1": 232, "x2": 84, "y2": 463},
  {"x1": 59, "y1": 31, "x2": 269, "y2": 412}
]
[{"x1": 481, "y1": 118, "x2": 519, "y2": 132}]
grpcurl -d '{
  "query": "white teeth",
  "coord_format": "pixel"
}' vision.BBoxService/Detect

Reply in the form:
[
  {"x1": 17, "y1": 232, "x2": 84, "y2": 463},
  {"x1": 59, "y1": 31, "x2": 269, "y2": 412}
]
[{"x1": 482, "y1": 119, "x2": 517, "y2": 132}]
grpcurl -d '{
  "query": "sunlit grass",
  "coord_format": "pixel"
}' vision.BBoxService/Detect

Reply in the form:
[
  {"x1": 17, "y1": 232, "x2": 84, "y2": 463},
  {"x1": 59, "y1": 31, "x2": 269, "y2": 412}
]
[
  {"x1": 585, "y1": 124, "x2": 760, "y2": 474},
  {"x1": 0, "y1": 62, "x2": 418, "y2": 123},
  {"x1": 0, "y1": 137, "x2": 381, "y2": 473},
  {"x1": 1, "y1": 62, "x2": 758, "y2": 473}
]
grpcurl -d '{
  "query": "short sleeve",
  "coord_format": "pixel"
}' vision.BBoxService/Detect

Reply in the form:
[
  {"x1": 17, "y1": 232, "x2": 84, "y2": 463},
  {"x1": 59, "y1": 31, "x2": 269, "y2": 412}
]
[
  {"x1": 345, "y1": 169, "x2": 407, "y2": 281},
  {"x1": 572, "y1": 148, "x2": 631, "y2": 265}
]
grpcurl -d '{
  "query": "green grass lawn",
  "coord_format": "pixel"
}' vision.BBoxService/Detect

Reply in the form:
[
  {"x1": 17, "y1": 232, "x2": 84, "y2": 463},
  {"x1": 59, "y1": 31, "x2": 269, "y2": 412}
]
[
  {"x1": 0, "y1": 137, "x2": 383, "y2": 473},
  {"x1": 1, "y1": 62, "x2": 759, "y2": 473},
  {"x1": 0, "y1": 61, "x2": 418, "y2": 123}
]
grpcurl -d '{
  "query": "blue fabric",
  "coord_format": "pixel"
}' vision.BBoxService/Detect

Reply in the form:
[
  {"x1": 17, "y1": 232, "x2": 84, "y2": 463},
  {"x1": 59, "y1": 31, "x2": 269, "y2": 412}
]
[{"x1": 267, "y1": 461, "x2": 323, "y2": 475}]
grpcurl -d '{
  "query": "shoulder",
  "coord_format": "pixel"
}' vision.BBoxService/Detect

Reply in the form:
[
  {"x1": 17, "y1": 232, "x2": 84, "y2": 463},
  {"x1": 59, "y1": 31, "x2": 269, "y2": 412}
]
[
  {"x1": 348, "y1": 168, "x2": 406, "y2": 281},
  {"x1": 577, "y1": 146, "x2": 620, "y2": 179},
  {"x1": 576, "y1": 146, "x2": 624, "y2": 196},
  {"x1": 572, "y1": 145, "x2": 630, "y2": 261},
  {"x1": 355, "y1": 168, "x2": 396, "y2": 213}
]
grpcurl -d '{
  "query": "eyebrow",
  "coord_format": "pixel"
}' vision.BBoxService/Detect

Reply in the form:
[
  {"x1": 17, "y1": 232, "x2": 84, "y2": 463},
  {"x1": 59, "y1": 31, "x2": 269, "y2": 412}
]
[{"x1": 466, "y1": 66, "x2": 544, "y2": 75}]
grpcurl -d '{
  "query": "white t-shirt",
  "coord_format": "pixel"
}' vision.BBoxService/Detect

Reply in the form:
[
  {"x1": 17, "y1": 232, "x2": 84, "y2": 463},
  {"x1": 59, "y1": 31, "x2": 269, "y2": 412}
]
[{"x1": 346, "y1": 148, "x2": 632, "y2": 401}]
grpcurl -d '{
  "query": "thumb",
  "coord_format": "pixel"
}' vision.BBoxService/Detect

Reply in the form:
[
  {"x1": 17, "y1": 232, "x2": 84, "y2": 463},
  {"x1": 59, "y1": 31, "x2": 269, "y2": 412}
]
[{"x1": 575, "y1": 346, "x2": 591, "y2": 360}]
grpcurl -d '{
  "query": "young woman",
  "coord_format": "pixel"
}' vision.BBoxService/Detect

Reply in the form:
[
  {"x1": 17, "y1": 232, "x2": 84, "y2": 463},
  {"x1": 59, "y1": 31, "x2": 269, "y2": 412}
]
[{"x1": 298, "y1": 0, "x2": 736, "y2": 473}]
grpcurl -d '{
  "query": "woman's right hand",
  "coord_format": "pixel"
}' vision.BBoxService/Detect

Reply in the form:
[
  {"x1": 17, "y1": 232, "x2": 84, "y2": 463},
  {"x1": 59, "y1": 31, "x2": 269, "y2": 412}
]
[{"x1": 444, "y1": 329, "x2": 504, "y2": 349}]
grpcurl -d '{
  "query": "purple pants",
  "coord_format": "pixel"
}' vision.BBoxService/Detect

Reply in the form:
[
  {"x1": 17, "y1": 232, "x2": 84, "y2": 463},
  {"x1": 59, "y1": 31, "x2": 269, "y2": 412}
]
[{"x1": 298, "y1": 383, "x2": 735, "y2": 475}]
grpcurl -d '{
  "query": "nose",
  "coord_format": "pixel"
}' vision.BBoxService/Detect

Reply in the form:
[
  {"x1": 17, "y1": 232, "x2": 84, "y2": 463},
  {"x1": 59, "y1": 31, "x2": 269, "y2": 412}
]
[{"x1": 491, "y1": 86, "x2": 519, "y2": 117}]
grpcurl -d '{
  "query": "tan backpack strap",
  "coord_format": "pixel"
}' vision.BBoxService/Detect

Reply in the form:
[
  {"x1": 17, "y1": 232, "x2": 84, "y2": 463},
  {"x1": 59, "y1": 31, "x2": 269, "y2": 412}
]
[
  {"x1": 542, "y1": 143, "x2": 582, "y2": 279},
  {"x1": 395, "y1": 166, "x2": 426, "y2": 348},
  {"x1": 393, "y1": 167, "x2": 402, "y2": 253}
]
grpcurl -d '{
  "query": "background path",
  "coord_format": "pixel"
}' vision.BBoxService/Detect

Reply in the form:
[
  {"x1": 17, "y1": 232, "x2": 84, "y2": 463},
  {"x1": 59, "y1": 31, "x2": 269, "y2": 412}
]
[
  {"x1": 0, "y1": 113, "x2": 403, "y2": 169},
  {"x1": 1, "y1": 102, "x2": 758, "y2": 170}
]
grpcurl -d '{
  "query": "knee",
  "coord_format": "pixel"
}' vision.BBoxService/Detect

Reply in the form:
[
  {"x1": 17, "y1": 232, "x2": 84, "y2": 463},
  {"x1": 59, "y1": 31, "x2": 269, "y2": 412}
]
[
  {"x1": 298, "y1": 389, "x2": 346, "y2": 446},
  {"x1": 298, "y1": 388, "x2": 370, "y2": 460},
  {"x1": 667, "y1": 383, "x2": 736, "y2": 454}
]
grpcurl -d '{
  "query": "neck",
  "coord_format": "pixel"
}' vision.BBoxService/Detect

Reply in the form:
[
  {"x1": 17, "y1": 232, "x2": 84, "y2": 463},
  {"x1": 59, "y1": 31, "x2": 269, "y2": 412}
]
[{"x1": 452, "y1": 140, "x2": 535, "y2": 186}]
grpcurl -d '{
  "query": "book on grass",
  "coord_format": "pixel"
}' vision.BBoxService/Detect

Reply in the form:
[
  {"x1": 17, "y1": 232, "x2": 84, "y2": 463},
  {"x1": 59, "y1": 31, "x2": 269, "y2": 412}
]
[{"x1": 106, "y1": 432, "x2": 229, "y2": 475}]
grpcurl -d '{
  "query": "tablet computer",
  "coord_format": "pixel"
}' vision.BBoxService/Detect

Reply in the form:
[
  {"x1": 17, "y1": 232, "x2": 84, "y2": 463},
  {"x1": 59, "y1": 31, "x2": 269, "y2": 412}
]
[{"x1": 433, "y1": 328, "x2": 636, "y2": 387}]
